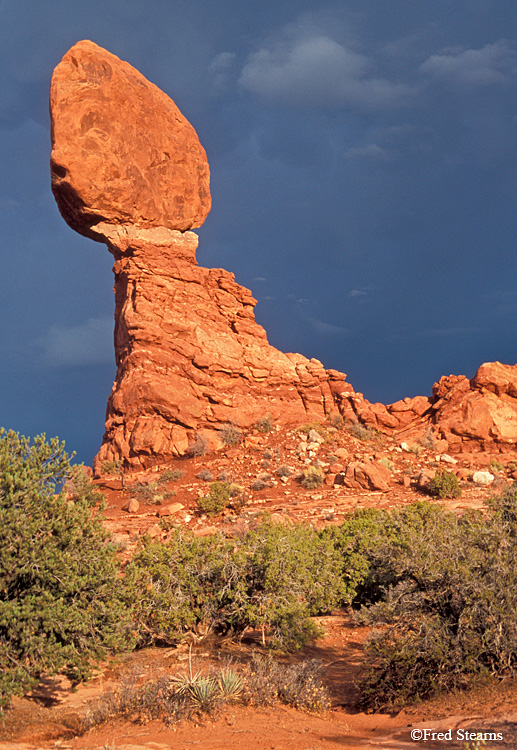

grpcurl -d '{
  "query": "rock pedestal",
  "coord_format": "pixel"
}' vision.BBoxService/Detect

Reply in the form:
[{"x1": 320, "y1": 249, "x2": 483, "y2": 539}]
[{"x1": 95, "y1": 223, "x2": 343, "y2": 467}]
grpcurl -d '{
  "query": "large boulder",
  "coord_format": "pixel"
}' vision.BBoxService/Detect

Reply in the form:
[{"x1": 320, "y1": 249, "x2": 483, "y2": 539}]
[{"x1": 50, "y1": 40, "x2": 210, "y2": 239}]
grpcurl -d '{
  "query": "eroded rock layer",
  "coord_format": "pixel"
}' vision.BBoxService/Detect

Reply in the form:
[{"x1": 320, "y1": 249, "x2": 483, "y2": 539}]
[{"x1": 49, "y1": 41, "x2": 517, "y2": 469}]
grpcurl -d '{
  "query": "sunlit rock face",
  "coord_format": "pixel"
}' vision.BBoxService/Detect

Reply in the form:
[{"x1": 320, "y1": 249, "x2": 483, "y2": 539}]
[
  {"x1": 50, "y1": 41, "x2": 357, "y2": 469},
  {"x1": 50, "y1": 39, "x2": 211, "y2": 239},
  {"x1": 429, "y1": 362, "x2": 517, "y2": 453},
  {"x1": 50, "y1": 41, "x2": 517, "y2": 469}
]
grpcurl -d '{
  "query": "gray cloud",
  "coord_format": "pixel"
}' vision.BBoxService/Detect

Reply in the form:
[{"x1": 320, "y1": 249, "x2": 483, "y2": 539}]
[
  {"x1": 295, "y1": 299, "x2": 349, "y2": 336},
  {"x1": 36, "y1": 317, "x2": 114, "y2": 368},
  {"x1": 239, "y1": 29, "x2": 414, "y2": 110},
  {"x1": 209, "y1": 51, "x2": 236, "y2": 73},
  {"x1": 420, "y1": 40, "x2": 517, "y2": 87},
  {"x1": 208, "y1": 51, "x2": 237, "y2": 92}
]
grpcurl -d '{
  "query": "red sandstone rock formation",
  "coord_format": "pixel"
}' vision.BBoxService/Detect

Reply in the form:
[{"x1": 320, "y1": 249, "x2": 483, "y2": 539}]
[
  {"x1": 50, "y1": 41, "x2": 361, "y2": 469},
  {"x1": 429, "y1": 362, "x2": 517, "y2": 453},
  {"x1": 95, "y1": 224, "x2": 350, "y2": 467},
  {"x1": 49, "y1": 41, "x2": 517, "y2": 469}
]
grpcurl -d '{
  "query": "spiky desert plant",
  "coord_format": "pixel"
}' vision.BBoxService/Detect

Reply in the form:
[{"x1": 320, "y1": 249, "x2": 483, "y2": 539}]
[{"x1": 217, "y1": 667, "x2": 243, "y2": 700}]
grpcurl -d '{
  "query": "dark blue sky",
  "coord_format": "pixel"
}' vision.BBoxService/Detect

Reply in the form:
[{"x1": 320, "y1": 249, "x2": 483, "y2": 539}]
[{"x1": 1, "y1": 0, "x2": 517, "y2": 464}]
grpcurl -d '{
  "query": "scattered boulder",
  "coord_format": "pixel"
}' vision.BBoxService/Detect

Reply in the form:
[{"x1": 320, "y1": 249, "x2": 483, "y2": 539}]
[
  {"x1": 343, "y1": 461, "x2": 391, "y2": 492},
  {"x1": 416, "y1": 469, "x2": 435, "y2": 492},
  {"x1": 168, "y1": 502, "x2": 185, "y2": 514},
  {"x1": 122, "y1": 497, "x2": 139, "y2": 513},
  {"x1": 472, "y1": 471, "x2": 495, "y2": 486},
  {"x1": 438, "y1": 454, "x2": 458, "y2": 464}
]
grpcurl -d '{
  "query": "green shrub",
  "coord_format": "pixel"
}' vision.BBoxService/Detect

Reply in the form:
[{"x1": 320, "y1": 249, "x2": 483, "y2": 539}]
[
  {"x1": 488, "y1": 460, "x2": 504, "y2": 475},
  {"x1": 126, "y1": 517, "x2": 346, "y2": 651},
  {"x1": 300, "y1": 465, "x2": 324, "y2": 489},
  {"x1": 358, "y1": 499, "x2": 517, "y2": 708},
  {"x1": 100, "y1": 459, "x2": 122, "y2": 475},
  {"x1": 486, "y1": 481, "x2": 517, "y2": 535},
  {"x1": 234, "y1": 518, "x2": 347, "y2": 649},
  {"x1": 0, "y1": 429, "x2": 131, "y2": 712},
  {"x1": 322, "y1": 506, "x2": 399, "y2": 606},
  {"x1": 197, "y1": 481, "x2": 232, "y2": 515},
  {"x1": 65, "y1": 463, "x2": 104, "y2": 506},
  {"x1": 428, "y1": 469, "x2": 462, "y2": 498},
  {"x1": 124, "y1": 529, "x2": 241, "y2": 645}
]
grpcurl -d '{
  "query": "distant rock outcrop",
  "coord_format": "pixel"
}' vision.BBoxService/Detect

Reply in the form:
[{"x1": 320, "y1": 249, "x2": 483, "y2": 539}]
[
  {"x1": 430, "y1": 362, "x2": 517, "y2": 453},
  {"x1": 49, "y1": 41, "x2": 517, "y2": 469}
]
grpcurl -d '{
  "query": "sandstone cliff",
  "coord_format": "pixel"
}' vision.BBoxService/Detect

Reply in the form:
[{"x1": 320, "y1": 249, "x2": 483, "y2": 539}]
[{"x1": 49, "y1": 41, "x2": 517, "y2": 469}]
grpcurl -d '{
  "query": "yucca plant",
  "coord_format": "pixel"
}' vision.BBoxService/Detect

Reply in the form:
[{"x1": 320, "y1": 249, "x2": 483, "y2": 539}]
[
  {"x1": 170, "y1": 670, "x2": 219, "y2": 710},
  {"x1": 170, "y1": 670, "x2": 203, "y2": 697},
  {"x1": 189, "y1": 676, "x2": 219, "y2": 710},
  {"x1": 217, "y1": 668, "x2": 243, "y2": 700}
]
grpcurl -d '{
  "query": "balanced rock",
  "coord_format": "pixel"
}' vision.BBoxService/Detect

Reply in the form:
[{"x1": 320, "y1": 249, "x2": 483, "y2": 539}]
[
  {"x1": 50, "y1": 41, "x2": 363, "y2": 470},
  {"x1": 50, "y1": 40, "x2": 210, "y2": 239},
  {"x1": 49, "y1": 41, "x2": 517, "y2": 469},
  {"x1": 97, "y1": 225, "x2": 349, "y2": 467}
]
